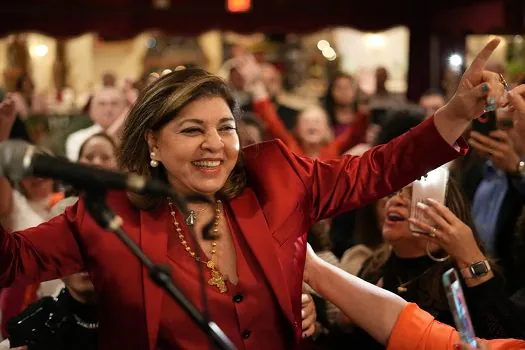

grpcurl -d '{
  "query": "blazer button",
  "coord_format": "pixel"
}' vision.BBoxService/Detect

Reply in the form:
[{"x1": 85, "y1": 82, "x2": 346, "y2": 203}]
[
  {"x1": 242, "y1": 330, "x2": 251, "y2": 339},
  {"x1": 233, "y1": 294, "x2": 243, "y2": 303}
]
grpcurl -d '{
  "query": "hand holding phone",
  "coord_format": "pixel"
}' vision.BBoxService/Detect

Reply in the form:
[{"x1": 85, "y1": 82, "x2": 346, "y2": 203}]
[
  {"x1": 409, "y1": 166, "x2": 449, "y2": 234},
  {"x1": 442, "y1": 268, "x2": 479, "y2": 349},
  {"x1": 471, "y1": 111, "x2": 497, "y2": 135}
]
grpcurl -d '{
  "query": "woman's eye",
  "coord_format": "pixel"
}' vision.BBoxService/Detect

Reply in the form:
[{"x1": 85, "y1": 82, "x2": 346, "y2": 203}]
[
  {"x1": 220, "y1": 126, "x2": 237, "y2": 132},
  {"x1": 181, "y1": 128, "x2": 203, "y2": 134}
]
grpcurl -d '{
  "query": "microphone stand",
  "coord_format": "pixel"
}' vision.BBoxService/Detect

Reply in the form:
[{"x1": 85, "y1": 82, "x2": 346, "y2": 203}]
[{"x1": 83, "y1": 190, "x2": 235, "y2": 350}]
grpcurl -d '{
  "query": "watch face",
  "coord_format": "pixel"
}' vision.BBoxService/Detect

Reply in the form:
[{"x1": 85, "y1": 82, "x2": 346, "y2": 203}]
[{"x1": 471, "y1": 262, "x2": 489, "y2": 276}]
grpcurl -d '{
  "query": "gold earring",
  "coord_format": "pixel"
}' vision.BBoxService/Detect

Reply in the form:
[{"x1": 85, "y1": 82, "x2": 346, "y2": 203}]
[{"x1": 150, "y1": 151, "x2": 159, "y2": 168}]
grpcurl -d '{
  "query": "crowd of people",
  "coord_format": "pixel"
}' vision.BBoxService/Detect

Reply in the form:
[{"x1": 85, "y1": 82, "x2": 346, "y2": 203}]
[{"x1": 0, "y1": 37, "x2": 524, "y2": 350}]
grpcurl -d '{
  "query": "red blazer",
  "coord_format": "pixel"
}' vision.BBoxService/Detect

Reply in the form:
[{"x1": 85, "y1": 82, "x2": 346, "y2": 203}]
[{"x1": 0, "y1": 117, "x2": 466, "y2": 350}]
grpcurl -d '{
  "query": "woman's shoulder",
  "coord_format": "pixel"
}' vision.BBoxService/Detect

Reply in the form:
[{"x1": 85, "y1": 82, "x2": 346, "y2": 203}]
[
  {"x1": 242, "y1": 139, "x2": 290, "y2": 163},
  {"x1": 241, "y1": 139, "x2": 311, "y2": 196}
]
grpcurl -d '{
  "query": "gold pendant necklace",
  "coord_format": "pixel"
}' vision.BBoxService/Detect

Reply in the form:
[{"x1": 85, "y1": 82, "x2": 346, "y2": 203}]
[{"x1": 168, "y1": 198, "x2": 228, "y2": 293}]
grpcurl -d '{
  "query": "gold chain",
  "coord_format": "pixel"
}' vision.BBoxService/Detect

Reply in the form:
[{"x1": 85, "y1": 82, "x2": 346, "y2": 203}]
[{"x1": 167, "y1": 198, "x2": 228, "y2": 293}]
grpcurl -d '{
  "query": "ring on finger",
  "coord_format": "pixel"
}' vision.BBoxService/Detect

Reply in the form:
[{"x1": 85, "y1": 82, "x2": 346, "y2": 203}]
[
  {"x1": 429, "y1": 226, "x2": 439, "y2": 238},
  {"x1": 499, "y1": 73, "x2": 509, "y2": 91}
]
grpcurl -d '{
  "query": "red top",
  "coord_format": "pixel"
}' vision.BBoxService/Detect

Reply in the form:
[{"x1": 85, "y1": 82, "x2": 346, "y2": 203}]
[
  {"x1": 157, "y1": 204, "x2": 290, "y2": 349},
  {"x1": 252, "y1": 99, "x2": 369, "y2": 159}
]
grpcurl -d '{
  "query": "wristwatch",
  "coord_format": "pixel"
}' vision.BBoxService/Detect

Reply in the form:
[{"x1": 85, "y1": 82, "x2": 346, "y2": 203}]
[{"x1": 460, "y1": 260, "x2": 491, "y2": 279}]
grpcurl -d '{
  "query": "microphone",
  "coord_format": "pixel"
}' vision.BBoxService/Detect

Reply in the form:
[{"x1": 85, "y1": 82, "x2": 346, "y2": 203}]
[{"x1": 0, "y1": 140, "x2": 174, "y2": 197}]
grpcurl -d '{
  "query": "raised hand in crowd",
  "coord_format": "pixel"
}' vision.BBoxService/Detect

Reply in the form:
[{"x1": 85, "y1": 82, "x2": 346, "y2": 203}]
[
  {"x1": 468, "y1": 129, "x2": 520, "y2": 173},
  {"x1": 234, "y1": 54, "x2": 268, "y2": 100},
  {"x1": 408, "y1": 198, "x2": 493, "y2": 287},
  {"x1": 434, "y1": 38, "x2": 505, "y2": 145}
]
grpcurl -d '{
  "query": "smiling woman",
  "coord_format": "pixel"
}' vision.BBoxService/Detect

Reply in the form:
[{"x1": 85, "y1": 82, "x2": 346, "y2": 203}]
[
  {"x1": 118, "y1": 69, "x2": 246, "y2": 209},
  {"x1": 0, "y1": 39, "x2": 508, "y2": 350},
  {"x1": 145, "y1": 97, "x2": 240, "y2": 197}
]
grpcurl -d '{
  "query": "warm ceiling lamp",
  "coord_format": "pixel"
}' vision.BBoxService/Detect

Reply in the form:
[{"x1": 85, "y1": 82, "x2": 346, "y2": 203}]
[{"x1": 227, "y1": 0, "x2": 251, "y2": 13}]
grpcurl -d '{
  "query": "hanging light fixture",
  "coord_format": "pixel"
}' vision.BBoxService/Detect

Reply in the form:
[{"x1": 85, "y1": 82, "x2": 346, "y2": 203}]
[{"x1": 227, "y1": 0, "x2": 251, "y2": 13}]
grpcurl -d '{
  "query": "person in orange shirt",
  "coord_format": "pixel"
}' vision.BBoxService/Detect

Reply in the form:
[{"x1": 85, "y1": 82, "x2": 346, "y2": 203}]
[{"x1": 303, "y1": 242, "x2": 525, "y2": 350}]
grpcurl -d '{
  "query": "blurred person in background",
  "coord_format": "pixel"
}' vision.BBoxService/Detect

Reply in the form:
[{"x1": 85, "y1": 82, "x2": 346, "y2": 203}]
[
  {"x1": 0, "y1": 90, "x2": 30, "y2": 142},
  {"x1": 419, "y1": 89, "x2": 446, "y2": 119},
  {"x1": 102, "y1": 72, "x2": 117, "y2": 88},
  {"x1": 77, "y1": 132, "x2": 118, "y2": 170},
  {"x1": 323, "y1": 72, "x2": 363, "y2": 137},
  {"x1": 463, "y1": 103, "x2": 525, "y2": 294},
  {"x1": 65, "y1": 87, "x2": 126, "y2": 161},
  {"x1": 369, "y1": 67, "x2": 405, "y2": 114},
  {"x1": 237, "y1": 55, "x2": 368, "y2": 159},
  {"x1": 9, "y1": 74, "x2": 48, "y2": 120},
  {"x1": 259, "y1": 63, "x2": 299, "y2": 130},
  {"x1": 238, "y1": 112, "x2": 265, "y2": 147}
]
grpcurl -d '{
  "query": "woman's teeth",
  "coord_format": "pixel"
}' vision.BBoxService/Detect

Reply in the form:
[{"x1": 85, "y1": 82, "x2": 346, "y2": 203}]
[{"x1": 192, "y1": 160, "x2": 221, "y2": 167}]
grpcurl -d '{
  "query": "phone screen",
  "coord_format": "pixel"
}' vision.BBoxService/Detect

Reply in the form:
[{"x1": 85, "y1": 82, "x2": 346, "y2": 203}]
[
  {"x1": 409, "y1": 166, "x2": 449, "y2": 234},
  {"x1": 442, "y1": 268, "x2": 478, "y2": 349}
]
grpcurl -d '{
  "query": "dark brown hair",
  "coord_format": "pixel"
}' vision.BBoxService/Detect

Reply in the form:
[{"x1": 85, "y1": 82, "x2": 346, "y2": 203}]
[
  {"x1": 323, "y1": 72, "x2": 357, "y2": 126},
  {"x1": 117, "y1": 68, "x2": 247, "y2": 210}
]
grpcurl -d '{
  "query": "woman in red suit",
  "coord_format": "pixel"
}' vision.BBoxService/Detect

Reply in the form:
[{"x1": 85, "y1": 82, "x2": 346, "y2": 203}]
[{"x1": 0, "y1": 39, "x2": 505, "y2": 349}]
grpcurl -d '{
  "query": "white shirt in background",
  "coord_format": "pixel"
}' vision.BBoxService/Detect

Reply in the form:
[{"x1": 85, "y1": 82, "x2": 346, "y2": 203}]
[{"x1": 65, "y1": 124, "x2": 103, "y2": 161}]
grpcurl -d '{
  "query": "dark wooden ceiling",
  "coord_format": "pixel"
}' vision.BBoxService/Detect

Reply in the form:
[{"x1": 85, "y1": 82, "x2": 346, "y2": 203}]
[{"x1": 0, "y1": 0, "x2": 518, "y2": 39}]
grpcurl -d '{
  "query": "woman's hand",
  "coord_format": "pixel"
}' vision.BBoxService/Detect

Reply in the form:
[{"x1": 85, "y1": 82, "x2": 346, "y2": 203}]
[
  {"x1": 468, "y1": 129, "x2": 520, "y2": 173},
  {"x1": 408, "y1": 198, "x2": 485, "y2": 268},
  {"x1": 508, "y1": 84, "x2": 525, "y2": 120},
  {"x1": 234, "y1": 54, "x2": 269, "y2": 100},
  {"x1": 434, "y1": 39, "x2": 506, "y2": 145},
  {"x1": 234, "y1": 54, "x2": 262, "y2": 88},
  {"x1": 301, "y1": 293, "x2": 317, "y2": 338},
  {"x1": 442, "y1": 38, "x2": 505, "y2": 121}
]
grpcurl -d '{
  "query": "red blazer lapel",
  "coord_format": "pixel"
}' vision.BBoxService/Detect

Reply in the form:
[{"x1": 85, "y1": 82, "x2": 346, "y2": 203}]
[
  {"x1": 228, "y1": 189, "x2": 295, "y2": 329},
  {"x1": 140, "y1": 206, "x2": 169, "y2": 350}
]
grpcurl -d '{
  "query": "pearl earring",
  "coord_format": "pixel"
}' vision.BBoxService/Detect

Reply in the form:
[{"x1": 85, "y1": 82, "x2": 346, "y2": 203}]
[{"x1": 150, "y1": 152, "x2": 159, "y2": 168}]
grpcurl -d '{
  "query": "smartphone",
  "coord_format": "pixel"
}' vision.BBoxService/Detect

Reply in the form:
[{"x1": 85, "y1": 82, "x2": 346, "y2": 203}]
[
  {"x1": 442, "y1": 268, "x2": 479, "y2": 349},
  {"x1": 409, "y1": 166, "x2": 449, "y2": 234},
  {"x1": 471, "y1": 111, "x2": 497, "y2": 135}
]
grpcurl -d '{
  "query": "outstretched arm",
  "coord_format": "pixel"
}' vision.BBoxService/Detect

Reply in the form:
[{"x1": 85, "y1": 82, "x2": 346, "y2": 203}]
[
  {"x1": 304, "y1": 245, "x2": 406, "y2": 345},
  {"x1": 0, "y1": 201, "x2": 85, "y2": 288},
  {"x1": 304, "y1": 245, "x2": 520, "y2": 350}
]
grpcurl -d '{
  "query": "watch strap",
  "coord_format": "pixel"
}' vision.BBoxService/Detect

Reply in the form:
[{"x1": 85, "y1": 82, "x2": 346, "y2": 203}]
[{"x1": 460, "y1": 260, "x2": 491, "y2": 279}]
